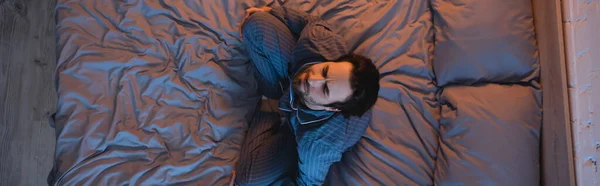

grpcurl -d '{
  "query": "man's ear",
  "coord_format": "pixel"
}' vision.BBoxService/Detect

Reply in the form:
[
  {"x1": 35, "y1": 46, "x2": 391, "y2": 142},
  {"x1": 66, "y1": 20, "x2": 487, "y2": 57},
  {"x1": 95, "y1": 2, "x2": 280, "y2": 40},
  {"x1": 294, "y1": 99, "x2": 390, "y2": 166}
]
[{"x1": 325, "y1": 107, "x2": 340, "y2": 112}]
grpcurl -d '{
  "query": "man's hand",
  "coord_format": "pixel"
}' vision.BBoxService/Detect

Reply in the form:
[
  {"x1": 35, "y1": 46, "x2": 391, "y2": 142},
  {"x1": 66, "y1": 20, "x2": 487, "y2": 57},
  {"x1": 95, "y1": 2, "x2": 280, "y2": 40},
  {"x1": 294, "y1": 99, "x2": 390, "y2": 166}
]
[
  {"x1": 240, "y1": 6, "x2": 273, "y2": 39},
  {"x1": 259, "y1": 97, "x2": 284, "y2": 116},
  {"x1": 246, "y1": 6, "x2": 272, "y2": 15}
]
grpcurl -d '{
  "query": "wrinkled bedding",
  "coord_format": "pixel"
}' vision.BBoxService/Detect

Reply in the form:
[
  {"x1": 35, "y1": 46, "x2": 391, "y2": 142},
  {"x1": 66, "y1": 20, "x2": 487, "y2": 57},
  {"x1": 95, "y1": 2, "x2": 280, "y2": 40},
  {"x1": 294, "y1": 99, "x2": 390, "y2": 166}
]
[
  {"x1": 50, "y1": 0, "x2": 263, "y2": 185},
  {"x1": 49, "y1": 0, "x2": 541, "y2": 185}
]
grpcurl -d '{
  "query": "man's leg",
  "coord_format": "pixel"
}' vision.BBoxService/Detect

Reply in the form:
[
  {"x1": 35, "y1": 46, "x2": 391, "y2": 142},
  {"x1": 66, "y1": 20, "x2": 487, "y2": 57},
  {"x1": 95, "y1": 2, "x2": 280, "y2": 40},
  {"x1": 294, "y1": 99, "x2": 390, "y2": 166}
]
[
  {"x1": 242, "y1": 12, "x2": 296, "y2": 99},
  {"x1": 235, "y1": 108, "x2": 297, "y2": 186}
]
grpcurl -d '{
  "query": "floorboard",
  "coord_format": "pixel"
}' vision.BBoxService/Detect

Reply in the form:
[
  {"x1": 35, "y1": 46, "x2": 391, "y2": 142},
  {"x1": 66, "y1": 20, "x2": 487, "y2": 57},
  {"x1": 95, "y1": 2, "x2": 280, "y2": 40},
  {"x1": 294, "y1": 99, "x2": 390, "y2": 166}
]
[{"x1": 0, "y1": 0, "x2": 57, "y2": 185}]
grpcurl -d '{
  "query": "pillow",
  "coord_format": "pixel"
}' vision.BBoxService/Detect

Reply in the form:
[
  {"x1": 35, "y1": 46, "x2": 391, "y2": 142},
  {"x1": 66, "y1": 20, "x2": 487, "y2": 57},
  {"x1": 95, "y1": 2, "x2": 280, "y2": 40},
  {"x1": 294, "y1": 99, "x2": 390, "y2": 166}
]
[
  {"x1": 432, "y1": 0, "x2": 539, "y2": 86},
  {"x1": 435, "y1": 84, "x2": 541, "y2": 185}
]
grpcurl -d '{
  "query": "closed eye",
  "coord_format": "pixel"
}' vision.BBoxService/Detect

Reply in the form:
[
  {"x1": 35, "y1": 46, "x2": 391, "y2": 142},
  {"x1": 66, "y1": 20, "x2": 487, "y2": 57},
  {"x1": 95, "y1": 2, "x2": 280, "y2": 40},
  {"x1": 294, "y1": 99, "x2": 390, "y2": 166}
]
[
  {"x1": 323, "y1": 83, "x2": 329, "y2": 97},
  {"x1": 322, "y1": 65, "x2": 329, "y2": 96},
  {"x1": 322, "y1": 65, "x2": 329, "y2": 79}
]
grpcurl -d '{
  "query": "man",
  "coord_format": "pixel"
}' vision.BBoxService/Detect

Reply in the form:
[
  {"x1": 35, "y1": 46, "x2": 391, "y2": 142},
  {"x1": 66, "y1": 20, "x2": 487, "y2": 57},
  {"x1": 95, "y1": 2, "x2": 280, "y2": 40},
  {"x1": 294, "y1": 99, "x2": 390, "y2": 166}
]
[{"x1": 235, "y1": 4, "x2": 380, "y2": 186}]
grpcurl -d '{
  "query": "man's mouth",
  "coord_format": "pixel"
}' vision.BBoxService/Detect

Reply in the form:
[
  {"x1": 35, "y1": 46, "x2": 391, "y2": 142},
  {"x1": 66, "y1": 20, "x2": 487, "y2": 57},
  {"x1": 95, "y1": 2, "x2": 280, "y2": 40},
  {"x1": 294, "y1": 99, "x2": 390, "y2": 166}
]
[{"x1": 303, "y1": 74, "x2": 309, "y2": 93}]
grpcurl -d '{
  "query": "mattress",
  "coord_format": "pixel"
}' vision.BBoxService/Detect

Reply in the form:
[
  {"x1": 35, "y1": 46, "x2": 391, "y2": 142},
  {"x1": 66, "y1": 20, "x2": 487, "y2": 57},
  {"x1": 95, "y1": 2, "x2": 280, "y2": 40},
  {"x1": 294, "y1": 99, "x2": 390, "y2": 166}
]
[{"x1": 49, "y1": 0, "x2": 541, "y2": 185}]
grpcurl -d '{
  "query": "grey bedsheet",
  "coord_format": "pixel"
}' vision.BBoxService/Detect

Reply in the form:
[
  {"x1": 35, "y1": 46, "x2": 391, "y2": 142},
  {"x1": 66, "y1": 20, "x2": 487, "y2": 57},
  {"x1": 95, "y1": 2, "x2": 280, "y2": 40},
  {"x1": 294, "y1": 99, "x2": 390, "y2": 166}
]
[
  {"x1": 50, "y1": 0, "x2": 540, "y2": 185},
  {"x1": 50, "y1": 0, "x2": 265, "y2": 185},
  {"x1": 435, "y1": 84, "x2": 541, "y2": 186}
]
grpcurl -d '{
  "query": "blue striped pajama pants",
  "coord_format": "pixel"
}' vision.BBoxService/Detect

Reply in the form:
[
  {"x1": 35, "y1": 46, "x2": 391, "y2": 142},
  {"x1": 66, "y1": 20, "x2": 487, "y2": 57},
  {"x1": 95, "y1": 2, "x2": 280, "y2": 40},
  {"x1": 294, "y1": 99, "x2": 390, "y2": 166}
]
[{"x1": 235, "y1": 12, "x2": 298, "y2": 186}]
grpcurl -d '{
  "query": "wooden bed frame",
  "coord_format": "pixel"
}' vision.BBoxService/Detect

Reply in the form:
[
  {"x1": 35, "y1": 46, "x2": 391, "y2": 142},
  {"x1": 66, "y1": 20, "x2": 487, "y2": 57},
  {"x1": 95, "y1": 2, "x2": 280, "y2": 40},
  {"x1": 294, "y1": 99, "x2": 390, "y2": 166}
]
[{"x1": 532, "y1": 0, "x2": 576, "y2": 185}]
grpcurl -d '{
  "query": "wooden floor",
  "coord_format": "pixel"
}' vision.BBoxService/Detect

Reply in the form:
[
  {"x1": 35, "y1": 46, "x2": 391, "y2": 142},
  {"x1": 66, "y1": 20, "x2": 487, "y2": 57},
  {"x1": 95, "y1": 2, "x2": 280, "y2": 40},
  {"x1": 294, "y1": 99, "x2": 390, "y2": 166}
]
[{"x1": 0, "y1": 0, "x2": 57, "y2": 185}]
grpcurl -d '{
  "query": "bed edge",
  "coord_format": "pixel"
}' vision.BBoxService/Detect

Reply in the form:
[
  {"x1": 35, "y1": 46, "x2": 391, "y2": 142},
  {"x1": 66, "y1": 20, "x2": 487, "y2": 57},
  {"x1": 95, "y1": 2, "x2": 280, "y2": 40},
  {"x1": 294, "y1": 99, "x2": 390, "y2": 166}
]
[{"x1": 531, "y1": 0, "x2": 576, "y2": 185}]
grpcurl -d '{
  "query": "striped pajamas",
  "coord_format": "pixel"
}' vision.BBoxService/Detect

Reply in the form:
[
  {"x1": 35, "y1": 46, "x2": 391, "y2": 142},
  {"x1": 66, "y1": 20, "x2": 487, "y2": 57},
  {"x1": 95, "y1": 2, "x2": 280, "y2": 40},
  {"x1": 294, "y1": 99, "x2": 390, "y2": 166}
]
[
  {"x1": 235, "y1": 110, "x2": 296, "y2": 186},
  {"x1": 236, "y1": 5, "x2": 372, "y2": 186},
  {"x1": 241, "y1": 11, "x2": 296, "y2": 99}
]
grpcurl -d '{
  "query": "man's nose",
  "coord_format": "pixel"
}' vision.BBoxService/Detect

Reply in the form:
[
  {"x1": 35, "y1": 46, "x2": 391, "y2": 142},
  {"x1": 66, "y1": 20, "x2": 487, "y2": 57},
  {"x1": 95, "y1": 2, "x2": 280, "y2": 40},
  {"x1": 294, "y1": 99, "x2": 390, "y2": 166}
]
[{"x1": 307, "y1": 77, "x2": 326, "y2": 87}]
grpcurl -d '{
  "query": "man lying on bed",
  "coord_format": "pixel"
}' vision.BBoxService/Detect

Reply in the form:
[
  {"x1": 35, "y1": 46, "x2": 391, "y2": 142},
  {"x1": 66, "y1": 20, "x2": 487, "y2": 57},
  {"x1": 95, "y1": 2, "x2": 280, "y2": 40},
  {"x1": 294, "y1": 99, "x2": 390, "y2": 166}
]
[{"x1": 234, "y1": 4, "x2": 380, "y2": 186}]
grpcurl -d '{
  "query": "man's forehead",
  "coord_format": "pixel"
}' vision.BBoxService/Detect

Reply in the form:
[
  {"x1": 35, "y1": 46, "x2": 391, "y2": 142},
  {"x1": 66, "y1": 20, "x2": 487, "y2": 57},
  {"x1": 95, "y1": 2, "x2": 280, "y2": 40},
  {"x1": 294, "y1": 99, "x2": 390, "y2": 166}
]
[{"x1": 328, "y1": 79, "x2": 352, "y2": 102}]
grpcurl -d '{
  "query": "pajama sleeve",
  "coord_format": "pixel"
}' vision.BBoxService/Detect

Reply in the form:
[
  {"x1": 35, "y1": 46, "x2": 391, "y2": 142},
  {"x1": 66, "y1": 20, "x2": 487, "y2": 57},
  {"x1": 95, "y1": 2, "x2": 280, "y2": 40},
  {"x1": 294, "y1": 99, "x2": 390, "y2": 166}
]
[{"x1": 269, "y1": 5, "x2": 320, "y2": 36}]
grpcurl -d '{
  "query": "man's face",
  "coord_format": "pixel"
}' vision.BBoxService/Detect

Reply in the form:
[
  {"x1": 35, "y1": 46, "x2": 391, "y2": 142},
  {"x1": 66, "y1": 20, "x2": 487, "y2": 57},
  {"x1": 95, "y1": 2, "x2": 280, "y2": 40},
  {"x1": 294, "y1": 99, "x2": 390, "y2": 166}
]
[{"x1": 292, "y1": 61, "x2": 353, "y2": 111}]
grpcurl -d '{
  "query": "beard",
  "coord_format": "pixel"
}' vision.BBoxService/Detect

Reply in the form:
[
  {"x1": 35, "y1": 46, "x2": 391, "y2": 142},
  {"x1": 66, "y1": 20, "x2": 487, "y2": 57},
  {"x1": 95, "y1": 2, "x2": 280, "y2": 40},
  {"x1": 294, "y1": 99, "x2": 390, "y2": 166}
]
[
  {"x1": 292, "y1": 71, "x2": 308, "y2": 102},
  {"x1": 291, "y1": 68, "x2": 317, "y2": 107}
]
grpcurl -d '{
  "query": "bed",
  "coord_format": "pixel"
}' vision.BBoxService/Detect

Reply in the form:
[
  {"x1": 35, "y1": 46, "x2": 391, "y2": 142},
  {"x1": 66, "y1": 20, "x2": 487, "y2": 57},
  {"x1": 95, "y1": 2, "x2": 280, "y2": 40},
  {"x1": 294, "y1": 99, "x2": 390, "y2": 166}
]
[{"x1": 49, "y1": 0, "x2": 544, "y2": 185}]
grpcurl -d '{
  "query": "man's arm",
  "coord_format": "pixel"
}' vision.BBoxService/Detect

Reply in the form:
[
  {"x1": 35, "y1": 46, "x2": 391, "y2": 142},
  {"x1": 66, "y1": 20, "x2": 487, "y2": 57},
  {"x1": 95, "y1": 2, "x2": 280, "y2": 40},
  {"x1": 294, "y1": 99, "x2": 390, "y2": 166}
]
[
  {"x1": 269, "y1": 5, "x2": 320, "y2": 36},
  {"x1": 292, "y1": 21, "x2": 348, "y2": 64},
  {"x1": 293, "y1": 110, "x2": 371, "y2": 185},
  {"x1": 269, "y1": 4, "x2": 349, "y2": 62},
  {"x1": 293, "y1": 114, "x2": 349, "y2": 185},
  {"x1": 296, "y1": 140, "x2": 343, "y2": 185},
  {"x1": 281, "y1": 7, "x2": 348, "y2": 70},
  {"x1": 241, "y1": 5, "x2": 347, "y2": 73}
]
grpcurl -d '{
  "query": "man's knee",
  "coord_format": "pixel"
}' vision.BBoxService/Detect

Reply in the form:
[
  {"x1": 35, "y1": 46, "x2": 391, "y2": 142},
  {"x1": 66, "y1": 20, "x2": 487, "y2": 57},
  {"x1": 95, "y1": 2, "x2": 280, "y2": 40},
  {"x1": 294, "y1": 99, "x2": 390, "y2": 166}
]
[{"x1": 242, "y1": 12, "x2": 277, "y2": 39}]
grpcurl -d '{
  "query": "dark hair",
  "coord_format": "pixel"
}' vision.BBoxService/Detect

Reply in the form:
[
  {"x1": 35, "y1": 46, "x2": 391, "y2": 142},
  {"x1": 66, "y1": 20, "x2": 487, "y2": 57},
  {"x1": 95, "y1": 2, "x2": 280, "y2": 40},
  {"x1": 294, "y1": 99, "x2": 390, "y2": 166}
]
[{"x1": 326, "y1": 53, "x2": 380, "y2": 118}]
